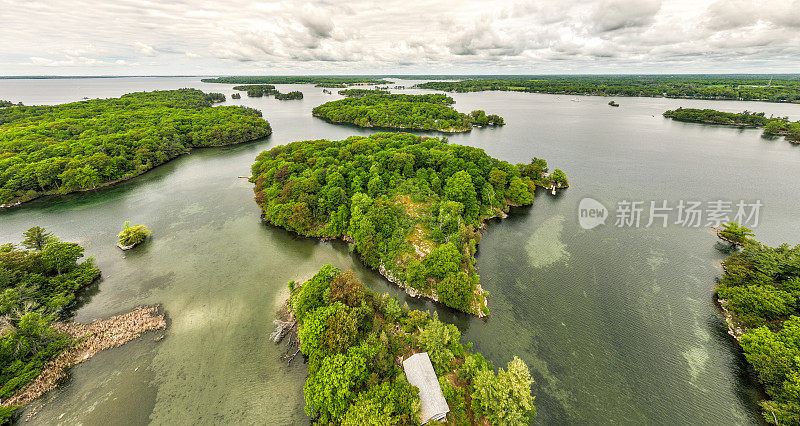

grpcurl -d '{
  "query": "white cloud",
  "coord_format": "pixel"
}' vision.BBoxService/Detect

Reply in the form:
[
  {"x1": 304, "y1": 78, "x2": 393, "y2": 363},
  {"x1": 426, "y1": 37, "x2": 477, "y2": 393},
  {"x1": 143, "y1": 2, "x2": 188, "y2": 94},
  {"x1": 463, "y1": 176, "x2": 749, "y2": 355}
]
[
  {"x1": 0, "y1": 0, "x2": 798, "y2": 74},
  {"x1": 134, "y1": 42, "x2": 157, "y2": 57}
]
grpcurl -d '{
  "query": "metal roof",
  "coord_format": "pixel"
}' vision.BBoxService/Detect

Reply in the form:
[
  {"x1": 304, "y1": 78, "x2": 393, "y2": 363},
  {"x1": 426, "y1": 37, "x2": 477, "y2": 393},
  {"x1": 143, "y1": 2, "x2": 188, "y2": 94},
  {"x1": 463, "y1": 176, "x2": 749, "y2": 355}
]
[{"x1": 403, "y1": 352, "x2": 450, "y2": 423}]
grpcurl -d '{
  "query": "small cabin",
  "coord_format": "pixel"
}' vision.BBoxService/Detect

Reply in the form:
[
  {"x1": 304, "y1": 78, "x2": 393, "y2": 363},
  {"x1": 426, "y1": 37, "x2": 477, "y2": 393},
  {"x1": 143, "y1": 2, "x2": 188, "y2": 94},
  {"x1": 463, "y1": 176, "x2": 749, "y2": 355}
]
[{"x1": 403, "y1": 352, "x2": 450, "y2": 423}]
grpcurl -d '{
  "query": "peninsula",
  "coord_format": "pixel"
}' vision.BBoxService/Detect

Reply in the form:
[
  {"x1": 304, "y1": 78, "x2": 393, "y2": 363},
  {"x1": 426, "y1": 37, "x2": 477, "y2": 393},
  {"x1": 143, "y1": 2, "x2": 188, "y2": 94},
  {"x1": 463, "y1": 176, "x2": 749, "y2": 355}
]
[
  {"x1": 0, "y1": 89, "x2": 272, "y2": 207},
  {"x1": 278, "y1": 264, "x2": 536, "y2": 424},
  {"x1": 715, "y1": 226, "x2": 800, "y2": 424},
  {"x1": 663, "y1": 107, "x2": 800, "y2": 141}
]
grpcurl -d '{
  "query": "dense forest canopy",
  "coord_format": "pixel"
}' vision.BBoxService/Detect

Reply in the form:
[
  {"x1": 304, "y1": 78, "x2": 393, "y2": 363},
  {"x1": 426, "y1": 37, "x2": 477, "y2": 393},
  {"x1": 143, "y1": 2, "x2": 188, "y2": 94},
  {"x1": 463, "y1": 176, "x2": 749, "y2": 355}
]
[
  {"x1": 288, "y1": 265, "x2": 536, "y2": 424},
  {"x1": 312, "y1": 94, "x2": 504, "y2": 132},
  {"x1": 664, "y1": 107, "x2": 800, "y2": 141},
  {"x1": 0, "y1": 228, "x2": 100, "y2": 421},
  {"x1": 415, "y1": 75, "x2": 800, "y2": 103},
  {"x1": 251, "y1": 132, "x2": 566, "y2": 315},
  {"x1": 716, "y1": 231, "x2": 800, "y2": 424},
  {"x1": 201, "y1": 76, "x2": 385, "y2": 87},
  {"x1": 0, "y1": 89, "x2": 272, "y2": 206}
]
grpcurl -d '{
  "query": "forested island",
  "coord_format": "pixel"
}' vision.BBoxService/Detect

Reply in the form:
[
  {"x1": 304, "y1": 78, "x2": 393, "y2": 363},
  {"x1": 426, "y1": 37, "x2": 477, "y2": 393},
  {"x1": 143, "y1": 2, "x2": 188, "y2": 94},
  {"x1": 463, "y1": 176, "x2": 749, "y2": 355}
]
[
  {"x1": 202, "y1": 76, "x2": 385, "y2": 87},
  {"x1": 338, "y1": 89, "x2": 389, "y2": 97},
  {"x1": 250, "y1": 133, "x2": 567, "y2": 315},
  {"x1": 281, "y1": 265, "x2": 535, "y2": 424},
  {"x1": 275, "y1": 91, "x2": 303, "y2": 100},
  {"x1": 233, "y1": 85, "x2": 278, "y2": 97},
  {"x1": 312, "y1": 94, "x2": 504, "y2": 132},
  {"x1": 414, "y1": 75, "x2": 800, "y2": 103},
  {"x1": 0, "y1": 89, "x2": 272, "y2": 207},
  {"x1": 0, "y1": 101, "x2": 22, "y2": 108},
  {"x1": 0, "y1": 228, "x2": 166, "y2": 421},
  {"x1": 232, "y1": 85, "x2": 303, "y2": 100},
  {"x1": 715, "y1": 227, "x2": 800, "y2": 424},
  {"x1": 663, "y1": 108, "x2": 800, "y2": 141}
]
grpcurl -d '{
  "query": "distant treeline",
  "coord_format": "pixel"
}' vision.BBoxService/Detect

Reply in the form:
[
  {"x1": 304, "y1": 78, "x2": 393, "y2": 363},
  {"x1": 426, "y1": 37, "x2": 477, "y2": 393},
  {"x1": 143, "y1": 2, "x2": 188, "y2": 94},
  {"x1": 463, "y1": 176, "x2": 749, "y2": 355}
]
[
  {"x1": 202, "y1": 76, "x2": 386, "y2": 88},
  {"x1": 414, "y1": 75, "x2": 800, "y2": 103},
  {"x1": 312, "y1": 94, "x2": 503, "y2": 132},
  {"x1": 0, "y1": 101, "x2": 23, "y2": 108},
  {"x1": 0, "y1": 89, "x2": 272, "y2": 206},
  {"x1": 663, "y1": 107, "x2": 800, "y2": 141}
]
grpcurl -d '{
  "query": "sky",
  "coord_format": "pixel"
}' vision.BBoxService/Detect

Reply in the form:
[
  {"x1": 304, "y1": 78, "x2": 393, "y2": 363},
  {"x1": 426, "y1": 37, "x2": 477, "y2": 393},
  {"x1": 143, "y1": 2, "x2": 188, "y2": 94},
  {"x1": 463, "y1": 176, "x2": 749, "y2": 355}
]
[{"x1": 1, "y1": 0, "x2": 799, "y2": 76}]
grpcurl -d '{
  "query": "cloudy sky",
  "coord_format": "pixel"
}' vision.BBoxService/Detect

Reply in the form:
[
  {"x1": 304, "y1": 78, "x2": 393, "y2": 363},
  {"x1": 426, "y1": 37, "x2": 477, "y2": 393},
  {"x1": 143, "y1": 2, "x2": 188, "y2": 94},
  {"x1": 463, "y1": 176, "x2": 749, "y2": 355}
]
[{"x1": 1, "y1": 0, "x2": 799, "y2": 75}]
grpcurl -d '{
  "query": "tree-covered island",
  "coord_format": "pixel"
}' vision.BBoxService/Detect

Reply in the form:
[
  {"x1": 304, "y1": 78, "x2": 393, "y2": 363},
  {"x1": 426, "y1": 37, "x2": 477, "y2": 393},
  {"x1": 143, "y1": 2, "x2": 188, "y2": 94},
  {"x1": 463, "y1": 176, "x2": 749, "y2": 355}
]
[
  {"x1": 312, "y1": 94, "x2": 504, "y2": 132},
  {"x1": 251, "y1": 132, "x2": 567, "y2": 315},
  {"x1": 413, "y1": 75, "x2": 800, "y2": 103},
  {"x1": 202, "y1": 76, "x2": 385, "y2": 87},
  {"x1": 275, "y1": 91, "x2": 303, "y2": 100},
  {"x1": 663, "y1": 107, "x2": 800, "y2": 141},
  {"x1": 714, "y1": 226, "x2": 800, "y2": 424},
  {"x1": 280, "y1": 264, "x2": 536, "y2": 424},
  {"x1": 0, "y1": 89, "x2": 272, "y2": 207}
]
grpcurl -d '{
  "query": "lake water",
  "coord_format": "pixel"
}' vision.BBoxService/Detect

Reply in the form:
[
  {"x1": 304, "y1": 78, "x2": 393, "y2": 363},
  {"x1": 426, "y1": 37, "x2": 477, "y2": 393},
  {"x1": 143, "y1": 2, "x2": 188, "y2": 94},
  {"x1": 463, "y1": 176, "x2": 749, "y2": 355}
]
[{"x1": 1, "y1": 77, "x2": 799, "y2": 425}]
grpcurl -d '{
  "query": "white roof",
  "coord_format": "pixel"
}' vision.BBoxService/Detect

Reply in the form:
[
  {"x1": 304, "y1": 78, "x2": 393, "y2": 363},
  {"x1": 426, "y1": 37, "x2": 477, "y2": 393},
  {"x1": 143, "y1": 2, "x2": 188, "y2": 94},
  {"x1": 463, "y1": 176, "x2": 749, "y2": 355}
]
[{"x1": 403, "y1": 352, "x2": 450, "y2": 423}]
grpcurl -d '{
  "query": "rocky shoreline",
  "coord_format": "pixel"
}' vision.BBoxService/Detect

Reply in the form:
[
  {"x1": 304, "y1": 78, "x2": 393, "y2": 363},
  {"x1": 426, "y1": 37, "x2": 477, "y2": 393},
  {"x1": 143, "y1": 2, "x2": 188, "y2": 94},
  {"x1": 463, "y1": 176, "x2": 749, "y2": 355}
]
[{"x1": 1, "y1": 305, "x2": 167, "y2": 410}]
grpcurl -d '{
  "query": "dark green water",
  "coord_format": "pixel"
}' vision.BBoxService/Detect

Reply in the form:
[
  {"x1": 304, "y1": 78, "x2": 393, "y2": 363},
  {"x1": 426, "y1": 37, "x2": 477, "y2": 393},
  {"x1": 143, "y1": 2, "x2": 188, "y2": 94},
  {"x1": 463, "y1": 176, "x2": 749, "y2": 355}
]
[{"x1": 1, "y1": 77, "x2": 799, "y2": 425}]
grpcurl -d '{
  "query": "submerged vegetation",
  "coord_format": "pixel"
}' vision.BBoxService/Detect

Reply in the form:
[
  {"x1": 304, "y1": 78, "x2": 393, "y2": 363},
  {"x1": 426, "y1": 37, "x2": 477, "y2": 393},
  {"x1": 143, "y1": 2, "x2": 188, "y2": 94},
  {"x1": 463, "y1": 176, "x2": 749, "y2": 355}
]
[
  {"x1": 202, "y1": 76, "x2": 385, "y2": 87},
  {"x1": 663, "y1": 108, "x2": 800, "y2": 141},
  {"x1": 0, "y1": 228, "x2": 100, "y2": 421},
  {"x1": 251, "y1": 132, "x2": 565, "y2": 315},
  {"x1": 286, "y1": 265, "x2": 536, "y2": 424},
  {"x1": 0, "y1": 89, "x2": 272, "y2": 206},
  {"x1": 415, "y1": 75, "x2": 800, "y2": 103},
  {"x1": 312, "y1": 94, "x2": 504, "y2": 132},
  {"x1": 715, "y1": 226, "x2": 800, "y2": 424}
]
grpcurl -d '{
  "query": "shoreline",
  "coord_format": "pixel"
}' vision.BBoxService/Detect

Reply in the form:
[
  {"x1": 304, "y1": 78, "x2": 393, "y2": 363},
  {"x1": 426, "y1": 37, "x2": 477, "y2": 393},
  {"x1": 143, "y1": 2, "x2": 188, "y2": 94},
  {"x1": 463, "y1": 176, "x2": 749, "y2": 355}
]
[
  {"x1": 311, "y1": 113, "x2": 473, "y2": 133},
  {"x1": 0, "y1": 134, "x2": 271, "y2": 210},
  {"x1": 1, "y1": 305, "x2": 167, "y2": 413}
]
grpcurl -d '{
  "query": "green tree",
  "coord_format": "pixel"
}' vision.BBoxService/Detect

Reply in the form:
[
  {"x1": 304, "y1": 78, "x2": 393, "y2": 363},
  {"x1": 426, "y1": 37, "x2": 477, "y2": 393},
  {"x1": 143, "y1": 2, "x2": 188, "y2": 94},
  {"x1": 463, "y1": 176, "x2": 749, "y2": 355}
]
[
  {"x1": 41, "y1": 241, "x2": 83, "y2": 275},
  {"x1": 118, "y1": 221, "x2": 151, "y2": 247},
  {"x1": 21, "y1": 227, "x2": 55, "y2": 251},
  {"x1": 471, "y1": 356, "x2": 536, "y2": 425}
]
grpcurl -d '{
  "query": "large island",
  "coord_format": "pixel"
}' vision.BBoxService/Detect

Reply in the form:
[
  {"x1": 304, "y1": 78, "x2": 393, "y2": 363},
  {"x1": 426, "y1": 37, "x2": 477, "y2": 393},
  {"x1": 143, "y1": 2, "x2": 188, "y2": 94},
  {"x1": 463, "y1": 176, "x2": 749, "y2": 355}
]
[
  {"x1": 250, "y1": 132, "x2": 567, "y2": 316},
  {"x1": 0, "y1": 89, "x2": 272, "y2": 207}
]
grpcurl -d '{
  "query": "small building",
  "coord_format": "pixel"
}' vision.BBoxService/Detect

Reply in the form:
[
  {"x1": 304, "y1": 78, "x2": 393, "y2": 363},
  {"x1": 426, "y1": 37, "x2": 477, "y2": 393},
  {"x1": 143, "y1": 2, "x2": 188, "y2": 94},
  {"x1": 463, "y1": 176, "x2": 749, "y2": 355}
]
[{"x1": 403, "y1": 352, "x2": 450, "y2": 423}]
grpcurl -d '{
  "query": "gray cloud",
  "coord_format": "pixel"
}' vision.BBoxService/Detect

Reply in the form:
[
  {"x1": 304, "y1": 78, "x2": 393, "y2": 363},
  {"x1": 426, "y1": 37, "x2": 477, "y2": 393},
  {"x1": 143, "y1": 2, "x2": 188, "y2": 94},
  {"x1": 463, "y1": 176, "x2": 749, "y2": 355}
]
[{"x1": 0, "y1": 0, "x2": 798, "y2": 74}]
